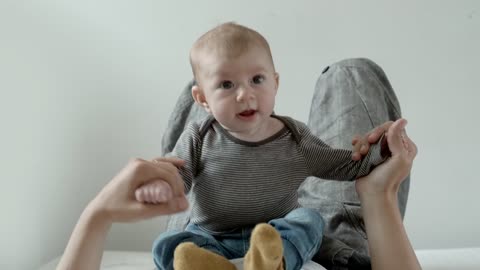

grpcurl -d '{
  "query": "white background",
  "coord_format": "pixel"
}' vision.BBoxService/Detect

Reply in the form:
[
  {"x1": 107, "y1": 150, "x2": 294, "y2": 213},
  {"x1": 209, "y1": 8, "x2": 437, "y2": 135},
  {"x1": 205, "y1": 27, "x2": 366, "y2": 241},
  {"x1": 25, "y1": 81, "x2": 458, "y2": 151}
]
[{"x1": 0, "y1": 1, "x2": 479, "y2": 269}]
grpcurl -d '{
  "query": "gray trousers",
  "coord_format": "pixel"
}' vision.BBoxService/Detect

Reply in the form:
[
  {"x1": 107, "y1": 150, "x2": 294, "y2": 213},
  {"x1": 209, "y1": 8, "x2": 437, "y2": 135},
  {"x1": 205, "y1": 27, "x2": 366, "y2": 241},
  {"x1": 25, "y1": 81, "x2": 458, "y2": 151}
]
[{"x1": 161, "y1": 58, "x2": 409, "y2": 270}]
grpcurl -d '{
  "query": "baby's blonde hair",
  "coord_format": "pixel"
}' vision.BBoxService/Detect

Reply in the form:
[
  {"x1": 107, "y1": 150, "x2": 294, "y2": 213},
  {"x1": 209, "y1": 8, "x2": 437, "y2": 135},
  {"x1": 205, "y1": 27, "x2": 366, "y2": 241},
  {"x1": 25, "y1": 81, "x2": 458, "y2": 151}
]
[{"x1": 190, "y1": 22, "x2": 275, "y2": 79}]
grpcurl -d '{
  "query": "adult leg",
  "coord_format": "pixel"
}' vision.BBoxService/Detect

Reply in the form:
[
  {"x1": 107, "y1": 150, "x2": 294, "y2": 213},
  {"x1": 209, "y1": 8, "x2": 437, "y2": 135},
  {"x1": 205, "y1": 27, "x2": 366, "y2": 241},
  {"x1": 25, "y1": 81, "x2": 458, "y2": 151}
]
[
  {"x1": 160, "y1": 80, "x2": 207, "y2": 156},
  {"x1": 298, "y1": 58, "x2": 409, "y2": 269}
]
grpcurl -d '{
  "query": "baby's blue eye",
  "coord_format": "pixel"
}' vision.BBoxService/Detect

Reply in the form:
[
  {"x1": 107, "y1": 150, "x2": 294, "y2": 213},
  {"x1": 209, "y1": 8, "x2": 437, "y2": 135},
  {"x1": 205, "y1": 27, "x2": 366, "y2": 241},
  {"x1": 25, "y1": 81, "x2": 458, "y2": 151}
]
[
  {"x1": 220, "y1": 81, "x2": 234, "y2": 89},
  {"x1": 252, "y1": 75, "x2": 265, "y2": 84}
]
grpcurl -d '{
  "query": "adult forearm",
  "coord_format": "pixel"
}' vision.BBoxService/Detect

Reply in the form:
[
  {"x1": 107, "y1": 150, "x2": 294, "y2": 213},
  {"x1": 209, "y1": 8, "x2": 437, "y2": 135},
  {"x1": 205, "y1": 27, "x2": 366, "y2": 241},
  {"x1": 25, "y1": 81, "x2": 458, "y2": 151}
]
[
  {"x1": 56, "y1": 203, "x2": 112, "y2": 270},
  {"x1": 360, "y1": 193, "x2": 421, "y2": 270}
]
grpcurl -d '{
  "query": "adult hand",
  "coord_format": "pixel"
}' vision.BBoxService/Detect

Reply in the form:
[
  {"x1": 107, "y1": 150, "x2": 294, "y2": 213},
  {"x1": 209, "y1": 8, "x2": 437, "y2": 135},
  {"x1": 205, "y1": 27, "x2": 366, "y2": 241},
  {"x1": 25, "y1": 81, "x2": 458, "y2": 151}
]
[
  {"x1": 355, "y1": 118, "x2": 417, "y2": 196},
  {"x1": 89, "y1": 157, "x2": 189, "y2": 223},
  {"x1": 135, "y1": 157, "x2": 185, "y2": 204},
  {"x1": 56, "y1": 158, "x2": 188, "y2": 270},
  {"x1": 351, "y1": 121, "x2": 393, "y2": 161},
  {"x1": 355, "y1": 119, "x2": 421, "y2": 270}
]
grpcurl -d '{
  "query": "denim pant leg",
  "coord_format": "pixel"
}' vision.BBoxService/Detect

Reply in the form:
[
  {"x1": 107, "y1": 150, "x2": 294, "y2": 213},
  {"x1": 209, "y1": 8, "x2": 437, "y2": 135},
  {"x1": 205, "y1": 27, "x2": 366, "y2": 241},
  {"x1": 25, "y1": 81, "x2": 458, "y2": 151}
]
[
  {"x1": 268, "y1": 208, "x2": 324, "y2": 270},
  {"x1": 298, "y1": 58, "x2": 409, "y2": 269},
  {"x1": 152, "y1": 225, "x2": 235, "y2": 270}
]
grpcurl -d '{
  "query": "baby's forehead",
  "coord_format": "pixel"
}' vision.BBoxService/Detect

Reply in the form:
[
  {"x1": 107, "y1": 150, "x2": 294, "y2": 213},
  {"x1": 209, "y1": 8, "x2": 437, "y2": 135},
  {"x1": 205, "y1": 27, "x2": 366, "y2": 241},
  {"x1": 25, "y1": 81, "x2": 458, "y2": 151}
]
[
  {"x1": 193, "y1": 38, "x2": 265, "y2": 59},
  {"x1": 196, "y1": 47, "x2": 270, "y2": 72},
  {"x1": 195, "y1": 54, "x2": 240, "y2": 78}
]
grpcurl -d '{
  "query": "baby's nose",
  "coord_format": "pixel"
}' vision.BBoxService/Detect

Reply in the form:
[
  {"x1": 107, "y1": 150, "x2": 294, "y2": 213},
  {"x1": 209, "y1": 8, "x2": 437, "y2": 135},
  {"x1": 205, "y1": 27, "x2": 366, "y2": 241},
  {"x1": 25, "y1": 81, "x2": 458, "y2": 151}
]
[{"x1": 236, "y1": 86, "x2": 255, "y2": 101}]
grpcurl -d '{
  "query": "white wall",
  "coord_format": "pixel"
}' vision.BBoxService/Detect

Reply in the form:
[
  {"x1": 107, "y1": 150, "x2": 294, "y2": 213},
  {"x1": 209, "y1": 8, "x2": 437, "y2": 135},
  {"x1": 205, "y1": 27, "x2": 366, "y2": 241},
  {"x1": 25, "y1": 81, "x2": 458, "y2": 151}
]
[{"x1": 1, "y1": 1, "x2": 478, "y2": 269}]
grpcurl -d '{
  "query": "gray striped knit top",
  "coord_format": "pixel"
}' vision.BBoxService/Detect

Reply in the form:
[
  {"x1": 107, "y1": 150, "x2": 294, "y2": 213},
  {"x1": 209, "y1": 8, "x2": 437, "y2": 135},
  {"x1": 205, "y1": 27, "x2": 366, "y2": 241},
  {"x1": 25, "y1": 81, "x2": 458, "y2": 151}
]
[{"x1": 168, "y1": 115, "x2": 384, "y2": 233}]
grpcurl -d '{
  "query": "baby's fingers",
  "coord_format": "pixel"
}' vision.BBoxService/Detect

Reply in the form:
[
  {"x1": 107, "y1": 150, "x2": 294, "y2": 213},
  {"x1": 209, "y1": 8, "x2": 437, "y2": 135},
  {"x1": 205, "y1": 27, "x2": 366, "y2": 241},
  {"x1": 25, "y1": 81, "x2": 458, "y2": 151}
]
[
  {"x1": 351, "y1": 135, "x2": 370, "y2": 161},
  {"x1": 146, "y1": 160, "x2": 185, "y2": 197},
  {"x1": 135, "y1": 180, "x2": 173, "y2": 203},
  {"x1": 368, "y1": 121, "x2": 393, "y2": 143}
]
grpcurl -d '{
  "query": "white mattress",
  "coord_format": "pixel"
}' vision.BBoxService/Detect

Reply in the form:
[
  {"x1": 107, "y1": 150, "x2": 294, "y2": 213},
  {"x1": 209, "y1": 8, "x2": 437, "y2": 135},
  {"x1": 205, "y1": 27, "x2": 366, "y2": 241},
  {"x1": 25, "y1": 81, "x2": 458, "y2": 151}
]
[
  {"x1": 39, "y1": 248, "x2": 480, "y2": 270},
  {"x1": 37, "y1": 251, "x2": 325, "y2": 270},
  {"x1": 414, "y1": 247, "x2": 480, "y2": 270},
  {"x1": 230, "y1": 258, "x2": 324, "y2": 270}
]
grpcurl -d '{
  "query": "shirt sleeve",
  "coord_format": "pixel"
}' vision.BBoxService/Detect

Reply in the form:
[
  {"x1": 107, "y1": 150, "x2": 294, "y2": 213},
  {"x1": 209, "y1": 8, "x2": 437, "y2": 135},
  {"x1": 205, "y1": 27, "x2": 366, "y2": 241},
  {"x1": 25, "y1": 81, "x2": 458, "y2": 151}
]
[
  {"x1": 165, "y1": 122, "x2": 202, "y2": 193},
  {"x1": 297, "y1": 121, "x2": 386, "y2": 181}
]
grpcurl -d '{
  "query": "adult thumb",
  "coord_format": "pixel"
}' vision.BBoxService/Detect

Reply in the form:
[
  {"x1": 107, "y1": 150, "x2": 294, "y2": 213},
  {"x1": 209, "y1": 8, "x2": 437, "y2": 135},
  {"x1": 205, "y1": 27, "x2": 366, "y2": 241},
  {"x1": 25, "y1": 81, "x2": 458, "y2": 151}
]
[
  {"x1": 152, "y1": 157, "x2": 185, "y2": 167},
  {"x1": 387, "y1": 118, "x2": 408, "y2": 157}
]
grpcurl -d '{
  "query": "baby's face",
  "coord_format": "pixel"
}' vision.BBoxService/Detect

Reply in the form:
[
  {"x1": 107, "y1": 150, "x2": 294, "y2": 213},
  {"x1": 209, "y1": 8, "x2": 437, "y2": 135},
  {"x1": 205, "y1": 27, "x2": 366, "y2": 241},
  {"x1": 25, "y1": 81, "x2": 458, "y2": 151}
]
[{"x1": 193, "y1": 45, "x2": 279, "y2": 137}]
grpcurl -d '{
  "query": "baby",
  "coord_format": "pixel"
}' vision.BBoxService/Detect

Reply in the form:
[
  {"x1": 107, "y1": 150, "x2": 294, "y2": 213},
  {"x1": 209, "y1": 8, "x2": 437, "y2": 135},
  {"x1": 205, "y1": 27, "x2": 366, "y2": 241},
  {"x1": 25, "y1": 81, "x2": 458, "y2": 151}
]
[{"x1": 137, "y1": 22, "x2": 388, "y2": 270}]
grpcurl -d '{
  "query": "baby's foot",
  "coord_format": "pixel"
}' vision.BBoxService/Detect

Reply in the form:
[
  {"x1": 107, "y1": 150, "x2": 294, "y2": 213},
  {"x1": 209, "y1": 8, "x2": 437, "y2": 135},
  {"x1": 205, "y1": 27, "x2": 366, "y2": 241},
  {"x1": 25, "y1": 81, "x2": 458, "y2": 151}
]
[
  {"x1": 244, "y1": 223, "x2": 284, "y2": 270},
  {"x1": 173, "y1": 242, "x2": 237, "y2": 270}
]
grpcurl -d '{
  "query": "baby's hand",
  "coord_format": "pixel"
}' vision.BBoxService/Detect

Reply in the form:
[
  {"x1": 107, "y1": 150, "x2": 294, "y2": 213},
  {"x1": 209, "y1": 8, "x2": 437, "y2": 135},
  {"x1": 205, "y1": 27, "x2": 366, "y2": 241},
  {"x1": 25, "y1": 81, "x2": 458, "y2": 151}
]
[
  {"x1": 135, "y1": 180, "x2": 173, "y2": 204},
  {"x1": 351, "y1": 121, "x2": 393, "y2": 161}
]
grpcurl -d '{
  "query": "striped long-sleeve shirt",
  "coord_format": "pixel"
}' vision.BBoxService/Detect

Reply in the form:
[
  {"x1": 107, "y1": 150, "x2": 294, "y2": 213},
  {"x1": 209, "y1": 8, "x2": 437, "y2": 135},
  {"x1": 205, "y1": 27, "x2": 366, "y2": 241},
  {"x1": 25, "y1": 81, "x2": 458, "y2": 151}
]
[{"x1": 167, "y1": 115, "x2": 385, "y2": 233}]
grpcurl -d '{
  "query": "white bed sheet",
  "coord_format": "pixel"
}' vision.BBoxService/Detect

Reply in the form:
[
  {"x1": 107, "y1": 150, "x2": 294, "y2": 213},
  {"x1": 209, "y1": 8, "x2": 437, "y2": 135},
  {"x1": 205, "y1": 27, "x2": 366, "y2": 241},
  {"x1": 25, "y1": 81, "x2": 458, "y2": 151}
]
[
  {"x1": 38, "y1": 251, "x2": 325, "y2": 270},
  {"x1": 230, "y1": 258, "x2": 324, "y2": 270},
  {"x1": 414, "y1": 247, "x2": 480, "y2": 270},
  {"x1": 39, "y1": 248, "x2": 480, "y2": 270}
]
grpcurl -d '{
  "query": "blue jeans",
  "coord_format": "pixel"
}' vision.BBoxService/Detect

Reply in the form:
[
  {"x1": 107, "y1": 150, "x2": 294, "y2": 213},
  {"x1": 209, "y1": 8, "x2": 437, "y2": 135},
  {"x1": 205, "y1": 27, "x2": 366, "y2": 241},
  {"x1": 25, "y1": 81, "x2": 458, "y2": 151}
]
[{"x1": 152, "y1": 207, "x2": 324, "y2": 270}]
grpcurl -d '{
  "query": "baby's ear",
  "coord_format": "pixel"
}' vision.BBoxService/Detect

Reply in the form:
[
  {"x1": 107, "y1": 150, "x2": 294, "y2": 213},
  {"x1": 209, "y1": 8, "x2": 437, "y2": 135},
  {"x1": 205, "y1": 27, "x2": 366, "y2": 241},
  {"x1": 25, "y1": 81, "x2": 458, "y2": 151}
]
[{"x1": 191, "y1": 85, "x2": 211, "y2": 113}]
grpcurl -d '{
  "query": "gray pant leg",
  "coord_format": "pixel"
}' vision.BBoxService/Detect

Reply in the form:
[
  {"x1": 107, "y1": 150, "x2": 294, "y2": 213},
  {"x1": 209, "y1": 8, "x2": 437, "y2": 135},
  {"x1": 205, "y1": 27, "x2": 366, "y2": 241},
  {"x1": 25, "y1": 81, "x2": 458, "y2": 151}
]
[
  {"x1": 161, "y1": 80, "x2": 208, "y2": 155},
  {"x1": 162, "y1": 80, "x2": 208, "y2": 232},
  {"x1": 298, "y1": 58, "x2": 409, "y2": 269}
]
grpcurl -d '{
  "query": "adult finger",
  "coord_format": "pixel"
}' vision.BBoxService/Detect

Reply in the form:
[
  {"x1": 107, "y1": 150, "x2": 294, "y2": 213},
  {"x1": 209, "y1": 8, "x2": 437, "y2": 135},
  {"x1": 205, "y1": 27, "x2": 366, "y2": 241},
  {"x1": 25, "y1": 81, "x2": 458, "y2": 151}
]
[
  {"x1": 136, "y1": 195, "x2": 189, "y2": 219},
  {"x1": 386, "y1": 119, "x2": 408, "y2": 157},
  {"x1": 368, "y1": 121, "x2": 393, "y2": 143},
  {"x1": 152, "y1": 157, "x2": 185, "y2": 168},
  {"x1": 351, "y1": 135, "x2": 365, "y2": 160},
  {"x1": 401, "y1": 128, "x2": 418, "y2": 160}
]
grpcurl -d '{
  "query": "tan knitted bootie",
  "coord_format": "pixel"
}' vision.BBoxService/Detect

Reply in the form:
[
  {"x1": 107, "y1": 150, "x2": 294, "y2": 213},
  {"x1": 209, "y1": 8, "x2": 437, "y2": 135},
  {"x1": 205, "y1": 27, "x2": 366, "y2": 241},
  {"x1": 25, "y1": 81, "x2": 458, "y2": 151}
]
[
  {"x1": 173, "y1": 242, "x2": 237, "y2": 270},
  {"x1": 244, "y1": 223, "x2": 284, "y2": 270}
]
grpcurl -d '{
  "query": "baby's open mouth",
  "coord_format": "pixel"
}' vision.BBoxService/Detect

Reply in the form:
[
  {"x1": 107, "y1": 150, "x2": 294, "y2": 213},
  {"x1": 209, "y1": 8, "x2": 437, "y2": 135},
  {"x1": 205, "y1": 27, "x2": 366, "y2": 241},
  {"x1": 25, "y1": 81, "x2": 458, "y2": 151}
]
[{"x1": 239, "y1": 109, "x2": 256, "y2": 117}]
